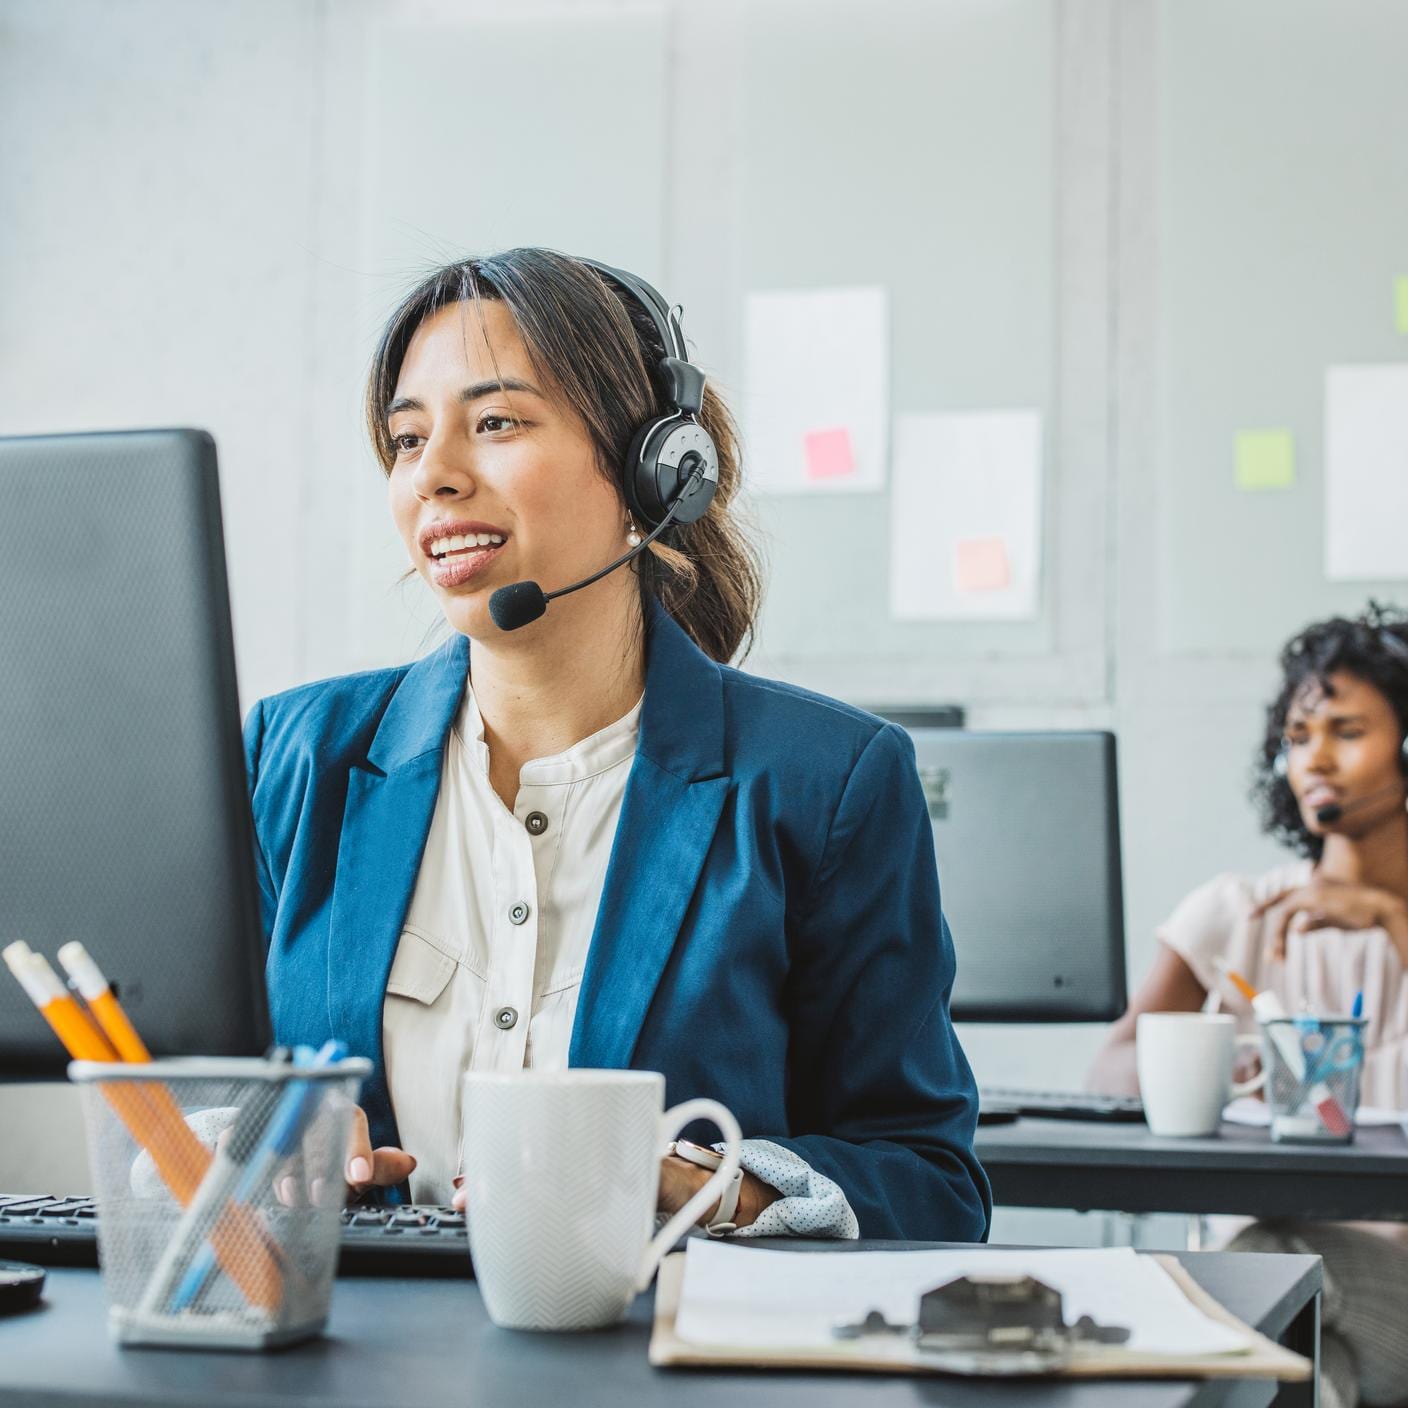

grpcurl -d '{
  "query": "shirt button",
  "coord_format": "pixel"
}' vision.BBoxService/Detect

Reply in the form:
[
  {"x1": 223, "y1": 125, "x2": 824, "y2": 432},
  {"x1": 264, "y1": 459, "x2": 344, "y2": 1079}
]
[
  {"x1": 494, "y1": 1006, "x2": 518, "y2": 1030},
  {"x1": 509, "y1": 902, "x2": 530, "y2": 925},
  {"x1": 525, "y1": 811, "x2": 549, "y2": 836}
]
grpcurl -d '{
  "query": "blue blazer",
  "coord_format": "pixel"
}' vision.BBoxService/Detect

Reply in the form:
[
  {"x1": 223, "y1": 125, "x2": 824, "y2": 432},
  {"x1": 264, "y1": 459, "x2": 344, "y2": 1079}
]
[{"x1": 243, "y1": 603, "x2": 991, "y2": 1241}]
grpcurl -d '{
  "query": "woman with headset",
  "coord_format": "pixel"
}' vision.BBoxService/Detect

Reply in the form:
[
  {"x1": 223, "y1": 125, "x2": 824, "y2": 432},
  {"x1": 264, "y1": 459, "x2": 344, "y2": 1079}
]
[
  {"x1": 243, "y1": 248, "x2": 990, "y2": 1243},
  {"x1": 1090, "y1": 604, "x2": 1408, "y2": 1408}
]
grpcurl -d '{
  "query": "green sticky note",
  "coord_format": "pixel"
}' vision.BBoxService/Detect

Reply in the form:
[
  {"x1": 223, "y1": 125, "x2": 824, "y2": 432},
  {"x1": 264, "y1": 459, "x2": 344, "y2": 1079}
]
[
  {"x1": 1235, "y1": 430, "x2": 1295, "y2": 491},
  {"x1": 1396, "y1": 275, "x2": 1408, "y2": 334}
]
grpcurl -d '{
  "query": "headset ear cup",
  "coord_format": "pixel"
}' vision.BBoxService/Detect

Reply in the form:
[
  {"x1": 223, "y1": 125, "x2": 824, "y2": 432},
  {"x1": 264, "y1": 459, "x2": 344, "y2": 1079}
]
[
  {"x1": 625, "y1": 417, "x2": 719, "y2": 529},
  {"x1": 623, "y1": 417, "x2": 666, "y2": 525}
]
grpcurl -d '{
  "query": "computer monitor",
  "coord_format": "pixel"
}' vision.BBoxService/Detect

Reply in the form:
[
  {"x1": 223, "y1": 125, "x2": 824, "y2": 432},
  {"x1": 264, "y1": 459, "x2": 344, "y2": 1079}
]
[
  {"x1": 903, "y1": 729, "x2": 1127, "y2": 1022},
  {"x1": 0, "y1": 429, "x2": 271, "y2": 1075}
]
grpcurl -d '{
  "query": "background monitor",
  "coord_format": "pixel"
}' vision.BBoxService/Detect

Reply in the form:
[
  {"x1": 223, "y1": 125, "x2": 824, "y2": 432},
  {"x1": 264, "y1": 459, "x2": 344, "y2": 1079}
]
[
  {"x1": 0, "y1": 429, "x2": 271, "y2": 1075},
  {"x1": 903, "y1": 729, "x2": 1127, "y2": 1022}
]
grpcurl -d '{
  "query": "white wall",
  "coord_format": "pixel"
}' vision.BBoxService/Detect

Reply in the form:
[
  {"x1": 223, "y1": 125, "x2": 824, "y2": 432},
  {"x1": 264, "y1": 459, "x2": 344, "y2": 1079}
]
[{"x1": 1, "y1": 1, "x2": 1396, "y2": 1241}]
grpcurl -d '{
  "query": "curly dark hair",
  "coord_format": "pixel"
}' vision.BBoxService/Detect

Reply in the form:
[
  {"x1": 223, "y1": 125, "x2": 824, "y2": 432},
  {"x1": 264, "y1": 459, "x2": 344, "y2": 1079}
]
[{"x1": 1252, "y1": 601, "x2": 1408, "y2": 859}]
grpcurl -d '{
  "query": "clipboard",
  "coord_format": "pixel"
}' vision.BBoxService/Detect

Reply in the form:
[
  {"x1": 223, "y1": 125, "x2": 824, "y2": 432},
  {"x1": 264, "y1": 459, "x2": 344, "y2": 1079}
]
[{"x1": 648, "y1": 1252, "x2": 1312, "y2": 1381}]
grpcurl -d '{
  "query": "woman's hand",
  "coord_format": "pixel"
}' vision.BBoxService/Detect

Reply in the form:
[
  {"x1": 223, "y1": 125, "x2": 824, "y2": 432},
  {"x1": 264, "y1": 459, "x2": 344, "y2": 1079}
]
[
  {"x1": 1251, "y1": 877, "x2": 1408, "y2": 964},
  {"x1": 448, "y1": 1155, "x2": 780, "y2": 1228},
  {"x1": 657, "y1": 1154, "x2": 779, "y2": 1229},
  {"x1": 343, "y1": 1103, "x2": 416, "y2": 1201}
]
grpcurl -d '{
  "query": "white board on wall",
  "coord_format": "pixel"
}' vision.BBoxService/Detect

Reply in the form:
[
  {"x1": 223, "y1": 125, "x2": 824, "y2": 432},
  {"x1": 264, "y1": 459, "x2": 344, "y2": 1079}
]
[
  {"x1": 889, "y1": 410, "x2": 1043, "y2": 621},
  {"x1": 741, "y1": 286, "x2": 889, "y2": 496},
  {"x1": 1325, "y1": 364, "x2": 1408, "y2": 581}
]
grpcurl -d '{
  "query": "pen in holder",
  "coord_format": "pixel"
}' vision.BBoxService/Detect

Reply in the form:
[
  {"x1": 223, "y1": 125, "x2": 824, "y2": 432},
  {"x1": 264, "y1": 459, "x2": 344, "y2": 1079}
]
[
  {"x1": 70, "y1": 1052, "x2": 370, "y2": 1350},
  {"x1": 1259, "y1": 1016, "x2": 1366, "y2": 1144}
]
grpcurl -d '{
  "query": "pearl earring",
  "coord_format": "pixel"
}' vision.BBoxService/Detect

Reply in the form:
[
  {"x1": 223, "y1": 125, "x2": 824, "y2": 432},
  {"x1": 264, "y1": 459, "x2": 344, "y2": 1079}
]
[{"x1": 626, "y1": 517, "x2": 642, "y2": 548}]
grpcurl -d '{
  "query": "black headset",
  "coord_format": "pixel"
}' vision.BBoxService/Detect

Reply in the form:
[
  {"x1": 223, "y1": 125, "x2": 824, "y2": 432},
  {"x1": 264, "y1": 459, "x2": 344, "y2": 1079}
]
[{"x1": 577, "y1": 258, "x2": 719, "y2": 532}]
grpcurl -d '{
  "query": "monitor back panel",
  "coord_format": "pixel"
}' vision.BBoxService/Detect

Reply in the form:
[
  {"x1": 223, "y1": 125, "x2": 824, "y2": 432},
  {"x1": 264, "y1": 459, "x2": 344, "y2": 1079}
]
[
  {"x1": 908, "y1": 730, "x2": 1127, "y2": 1022},
  {"x1": 0, "y1": 430, "x2": 270, "y2": 1073}
]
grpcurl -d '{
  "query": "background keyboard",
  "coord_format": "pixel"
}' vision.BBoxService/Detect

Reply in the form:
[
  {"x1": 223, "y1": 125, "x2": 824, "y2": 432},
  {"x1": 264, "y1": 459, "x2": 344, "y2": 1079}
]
[
  {"x1": 978, "y1": 1087, "x2": 1146, "y2": 1123},
  {"x1": 0, "y1": 1194, "x2": 473, "y2": 1278}
]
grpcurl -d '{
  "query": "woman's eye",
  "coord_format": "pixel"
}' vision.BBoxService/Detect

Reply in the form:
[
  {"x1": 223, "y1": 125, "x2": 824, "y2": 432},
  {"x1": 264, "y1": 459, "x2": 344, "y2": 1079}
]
[
  {"x1": 478, "y1": 413, "x2": 521, "y2": 434},
  {"x1": 389, "y1": 432, "x2": 422, "y2": 455}
]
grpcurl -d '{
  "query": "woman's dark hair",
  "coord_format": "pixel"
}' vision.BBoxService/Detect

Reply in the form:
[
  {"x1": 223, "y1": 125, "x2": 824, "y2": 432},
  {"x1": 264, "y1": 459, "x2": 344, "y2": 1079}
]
[
  {"x1": 1252, "y1": 600, "x2": 1408, "y2": 858},
  {"x1": 364, "y1": 248, "x2": 764, "y2": 664}
]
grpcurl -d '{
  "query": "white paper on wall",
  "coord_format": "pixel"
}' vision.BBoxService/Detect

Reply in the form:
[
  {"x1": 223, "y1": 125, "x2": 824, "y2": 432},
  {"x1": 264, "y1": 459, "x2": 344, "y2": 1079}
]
[
  {"x1": 1325, "y1": 364, "x2": 1408, "y2": 580},
  {"x1": 741, "y1": 287, "x2": 888, "y2": 495},
  {"x1": 888, "y1": 410, "x2": 1043, "y2": 620}
]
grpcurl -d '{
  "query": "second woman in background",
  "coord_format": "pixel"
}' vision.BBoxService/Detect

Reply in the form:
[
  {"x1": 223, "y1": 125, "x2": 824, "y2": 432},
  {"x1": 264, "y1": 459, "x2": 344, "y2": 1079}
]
[{"x1": 1090, "y1": 604, "x2": 1408, "y2": 1408}]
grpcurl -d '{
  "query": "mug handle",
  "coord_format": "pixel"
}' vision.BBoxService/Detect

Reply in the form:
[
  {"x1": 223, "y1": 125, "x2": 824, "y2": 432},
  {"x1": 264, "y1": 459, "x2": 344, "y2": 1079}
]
[
  {"x1": 1230, "y1": 1033, "x2": 1266, "y2": 1098},
  {"x1": 636, "y1": 1097, "x2": 742, "y2": 1292}
]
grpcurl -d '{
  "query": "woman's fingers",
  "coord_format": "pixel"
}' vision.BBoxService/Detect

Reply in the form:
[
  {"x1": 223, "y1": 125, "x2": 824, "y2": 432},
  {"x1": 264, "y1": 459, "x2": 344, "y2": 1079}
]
[
  {"x1": 1261, "y1": 900, "x2": 1294, "y2": 962},
  {"x1": 372, "y1": 1146, "x2": 417, "y2": 1186},
  {"x1": 345, "y1": 1105, "x2": 375, "y2": 1188},
  {"x1": 343, "y1": 1106, "x2": 415, "y2": 1197},
  {"x1": 1251, "y1": 883, "x2": 1314, "y2": 920},
  {"x1": 451, "y1": 1184, "x2": 467, "y2": 1212},
  {"x1": 1249, "y1": 885, "x2": 1295, "y2": 919}
]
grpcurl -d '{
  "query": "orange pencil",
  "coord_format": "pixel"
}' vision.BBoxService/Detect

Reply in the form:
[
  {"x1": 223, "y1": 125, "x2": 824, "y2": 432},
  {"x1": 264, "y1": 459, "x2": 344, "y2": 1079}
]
[
  {"x1": 4, "y1": 943, "x2": 117, "y2": 1060},
  {"x1": 1222, "y1": 965, "x2": 1259, "y2": 1005},
  {"x1": 4, "y1": 945, "x2": 281, "y2": 1311},
  {"x1": 53, "y1": 942, "x2": 232, "y2": 1201},
  {"x1": 58, "y1": 942, "x2": 151, "y2": 1061}
]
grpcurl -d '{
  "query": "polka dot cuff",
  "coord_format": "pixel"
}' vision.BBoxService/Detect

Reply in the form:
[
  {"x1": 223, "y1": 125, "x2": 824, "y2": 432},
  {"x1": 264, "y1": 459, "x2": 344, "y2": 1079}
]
[{"x1": 711, "y1": 1138, "x2": 859, "y2": 1240}]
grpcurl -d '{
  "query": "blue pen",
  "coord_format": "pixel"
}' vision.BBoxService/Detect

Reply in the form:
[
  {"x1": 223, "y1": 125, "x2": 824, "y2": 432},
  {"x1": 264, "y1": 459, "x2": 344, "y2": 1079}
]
[
  {"x1": 1352, "y1": 990, "x2": 1364, "y2": 1020},
  {"x1": 171, "y1": 1040, "x2": 345, "y2": 1312}
]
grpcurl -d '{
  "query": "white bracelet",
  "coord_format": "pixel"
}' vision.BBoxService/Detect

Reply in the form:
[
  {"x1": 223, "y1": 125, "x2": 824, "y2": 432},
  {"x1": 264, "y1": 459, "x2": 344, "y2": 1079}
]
[{"x1": 667, "y1": 1139, "x2": 742, "y2": 1235}]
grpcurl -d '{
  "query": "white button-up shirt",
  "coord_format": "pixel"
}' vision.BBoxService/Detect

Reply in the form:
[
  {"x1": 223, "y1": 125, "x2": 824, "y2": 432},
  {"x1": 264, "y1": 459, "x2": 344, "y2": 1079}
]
[
  {"x1": 381, "y1": 681, "x2": 857, "y2": 1239},
  {"x1": 383, "y1": 684, "x2": 640, "y2": 1202}
]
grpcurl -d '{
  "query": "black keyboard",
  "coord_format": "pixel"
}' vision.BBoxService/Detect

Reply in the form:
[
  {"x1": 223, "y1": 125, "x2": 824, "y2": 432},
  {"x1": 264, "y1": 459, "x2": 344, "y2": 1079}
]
[
  {"x1": 978, "y1": 1087, "x2": 1146, "y2": 1123},
  {"x1": 0, "y1": 1194, "x2": 473, "y2": 1278}
]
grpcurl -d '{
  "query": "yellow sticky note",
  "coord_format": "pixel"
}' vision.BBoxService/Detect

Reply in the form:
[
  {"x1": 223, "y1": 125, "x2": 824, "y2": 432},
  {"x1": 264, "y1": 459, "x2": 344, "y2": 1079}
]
[
  {"x1": 1395, "y1": 275, "x2": 1408, "y2": 334},
  {"x1": 1235, "y1": 430, "x2": 1295, "y2": 491}
]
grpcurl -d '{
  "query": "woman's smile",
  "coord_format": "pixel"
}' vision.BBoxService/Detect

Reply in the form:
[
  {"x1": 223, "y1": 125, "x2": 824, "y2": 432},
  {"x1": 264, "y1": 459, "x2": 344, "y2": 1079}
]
[
  {"x1": 428, "y1": 539, "x2": 507, "y2": 589},
  {"x1": 419, "y1": 517, "x2": 511, "y2": 589}
]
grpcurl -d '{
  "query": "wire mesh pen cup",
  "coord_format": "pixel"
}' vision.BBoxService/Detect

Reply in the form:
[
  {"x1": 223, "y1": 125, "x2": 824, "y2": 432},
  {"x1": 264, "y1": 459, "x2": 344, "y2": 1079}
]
[
  {"x1": 1260, "y1": 1017, "x2": 1366, "y2": 1145},
  {"x1": 70, "y1": 1055, "x2": 370, "y2": 1349}
]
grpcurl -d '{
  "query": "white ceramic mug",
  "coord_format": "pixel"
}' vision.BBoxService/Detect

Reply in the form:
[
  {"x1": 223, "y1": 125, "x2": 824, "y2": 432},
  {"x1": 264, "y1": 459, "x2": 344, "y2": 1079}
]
[
  {"x1": 1136, "y1": 1012, "x2": 1263, "y2": 1137},
  {"x1": 461, "y1": 1069, "x2": 741, "y2": 1330}
]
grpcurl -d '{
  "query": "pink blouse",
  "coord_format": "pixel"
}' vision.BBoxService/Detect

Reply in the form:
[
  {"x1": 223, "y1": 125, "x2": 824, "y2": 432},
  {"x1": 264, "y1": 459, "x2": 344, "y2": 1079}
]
[{"x1": 1158, "y1": 860, "x2": 1408, "y2": 1110}]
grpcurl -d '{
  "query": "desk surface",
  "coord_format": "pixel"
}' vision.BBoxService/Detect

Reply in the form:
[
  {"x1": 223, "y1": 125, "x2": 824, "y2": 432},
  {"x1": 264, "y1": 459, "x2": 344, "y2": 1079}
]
[
  {"x1": 977, "y1": 1117, "x2": 1408, "y2": 1219},
  {"x1": 0, "y1": 1241, "x2": 1319, "y2": 1408}
]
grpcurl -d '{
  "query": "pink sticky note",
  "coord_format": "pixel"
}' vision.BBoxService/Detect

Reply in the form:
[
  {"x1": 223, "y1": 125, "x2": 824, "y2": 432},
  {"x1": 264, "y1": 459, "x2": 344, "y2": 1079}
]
[
  {"x1": 803, "y1": 427, "x2": 855, "y2": 480},
  {"x1": 954, "y1": 536, "x2": 1011, "y2": 593}
]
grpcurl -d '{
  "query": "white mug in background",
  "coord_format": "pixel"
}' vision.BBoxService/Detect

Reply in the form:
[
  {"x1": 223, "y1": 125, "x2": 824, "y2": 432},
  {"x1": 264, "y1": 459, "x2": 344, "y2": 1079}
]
[
  {"x1": 1136, "y1": 1012, "x2": 1263, "y2": 1137},
  {"x1": 461, "y1": 1069, "x2": 742, "y2": 1331}
]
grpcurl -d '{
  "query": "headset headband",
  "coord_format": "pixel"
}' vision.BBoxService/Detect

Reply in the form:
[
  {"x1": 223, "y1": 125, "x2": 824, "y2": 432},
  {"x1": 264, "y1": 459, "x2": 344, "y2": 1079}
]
[{"x1": 578, "y1": 258, "x2": 689, "y2": 367}]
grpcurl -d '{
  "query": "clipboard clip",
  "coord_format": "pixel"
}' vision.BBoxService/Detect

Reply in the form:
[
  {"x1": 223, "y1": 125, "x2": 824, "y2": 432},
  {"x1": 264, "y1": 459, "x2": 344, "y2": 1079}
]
[{"x1": 832, "y1": 1274, "x2": 1130, "y2": 1376}]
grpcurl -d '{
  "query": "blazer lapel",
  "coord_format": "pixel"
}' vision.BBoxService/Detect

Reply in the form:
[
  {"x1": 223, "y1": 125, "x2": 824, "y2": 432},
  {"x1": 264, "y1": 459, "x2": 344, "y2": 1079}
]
[
  {"x1": 570, "y1": 606, "x2": 729, "y2": 1070},
  {"x1": 327, "y1": 634, "x2": 469, "y2": 1086}
]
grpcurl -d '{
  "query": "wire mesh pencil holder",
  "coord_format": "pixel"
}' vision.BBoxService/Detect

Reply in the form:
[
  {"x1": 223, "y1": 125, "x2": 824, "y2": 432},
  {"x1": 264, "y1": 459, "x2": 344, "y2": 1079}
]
[
  {"x1": 1260, "y1": 1017, "x2": 1366, "y2": 1145},
  {"x1": 70, "y1": 1055, "x2": 370, "y2": 1349}
]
